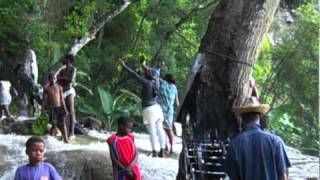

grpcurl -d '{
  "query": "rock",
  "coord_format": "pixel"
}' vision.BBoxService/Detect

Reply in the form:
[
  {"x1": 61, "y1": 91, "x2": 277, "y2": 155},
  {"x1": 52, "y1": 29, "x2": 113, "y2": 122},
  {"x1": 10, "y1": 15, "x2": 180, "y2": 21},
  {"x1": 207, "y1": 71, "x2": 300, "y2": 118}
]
[
  {"x1": 0, "y1": 117, "x2": 36, "y2": 135},
  {"x1": 74, "y1": 122, "x2": 89, "y2": 135},
  {"x1": 10, "y1": 120, "x2": 35, "y2": 135},
  {"x1": 0, "y1": 145, "x2": 13, "y2": 177},
  {"x1": 0, "y1": 117, "x2": 15, "y2": 126},
  {"x1": 0, "y1": 128, "x2": 5, "y2": 134},
  {"x1": 286, "y1": 146, "x2": 319, "y2": 179},
  {"x1": 80, "y1": 117, "x2": 103, "y2": 130},
  {"x1": 46, "y1": 150, "x2": 113, "y2": 180}
]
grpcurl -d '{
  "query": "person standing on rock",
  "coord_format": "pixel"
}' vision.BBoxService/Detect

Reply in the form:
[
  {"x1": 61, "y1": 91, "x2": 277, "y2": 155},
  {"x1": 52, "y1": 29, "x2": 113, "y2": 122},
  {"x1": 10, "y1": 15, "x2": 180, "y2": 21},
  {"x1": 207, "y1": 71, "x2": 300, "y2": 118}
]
[
  {"x1": 119, "y1": 59, "x2": 166, "y2": 158},
  {"x1": 0, "y1": 80, "x2": 13, "y2": 119},
  {"x1": 157, "y1": 74, "x2": 180, "y2": 154},
  {"x1": 107, "y1": 116, "x2": 141, "y2": 180},
  {"x1": 43, "y1": 72, "x2": 69, "y2": 143},
  {"x1": 14, "y1": 136, "x2": 62, "y2": 180},
  {"x1": 56, "y1": 54, "x2": 77, "y2": 140},
  {"x1": 226, "y1": 97, "x2": 291, "y2": 180}
]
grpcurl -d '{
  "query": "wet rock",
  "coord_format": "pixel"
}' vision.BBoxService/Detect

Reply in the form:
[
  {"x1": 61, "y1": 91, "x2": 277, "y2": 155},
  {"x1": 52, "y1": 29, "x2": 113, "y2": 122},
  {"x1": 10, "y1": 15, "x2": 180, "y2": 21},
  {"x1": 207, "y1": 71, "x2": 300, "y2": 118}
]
[
  {"x1": 74, "y1": 122, "x2": 89, "y2": 135},
  {"x1": 80, "y1": 116, "x2": 103, "y2": 130},
  {"x1": 0, "y1": 117, "x2": 36, "y2": 135},
  {"x1": 0, "y1": 117, "x2": 15, "y2": 126},
  {"x1": 0, "y1": 145, "x2": 13, "y2": 177},
  {"x1": 10, "y1": 120, "x2": 35, "y2": 135},
  {"x1": 0, "y1": 128, "x2": 4, "y2": 134},
  {"x1": 46, "y1": 150, "x2": 113, "y2": 180}
]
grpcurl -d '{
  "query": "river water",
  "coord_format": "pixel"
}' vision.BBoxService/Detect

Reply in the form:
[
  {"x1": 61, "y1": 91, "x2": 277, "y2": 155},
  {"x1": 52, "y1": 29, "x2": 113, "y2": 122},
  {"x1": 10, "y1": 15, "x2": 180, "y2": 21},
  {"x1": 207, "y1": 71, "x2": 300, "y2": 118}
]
[{"x1": 0, "y1": 131, "x2": 318, "y2": 180}]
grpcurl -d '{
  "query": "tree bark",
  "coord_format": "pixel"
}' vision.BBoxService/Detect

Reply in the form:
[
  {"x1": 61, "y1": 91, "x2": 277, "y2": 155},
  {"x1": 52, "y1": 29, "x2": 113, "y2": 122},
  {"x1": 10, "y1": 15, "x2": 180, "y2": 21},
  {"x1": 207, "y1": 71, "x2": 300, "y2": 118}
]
[{"x1": 177, "y1": 0, "x2": 279, "y2": 179}]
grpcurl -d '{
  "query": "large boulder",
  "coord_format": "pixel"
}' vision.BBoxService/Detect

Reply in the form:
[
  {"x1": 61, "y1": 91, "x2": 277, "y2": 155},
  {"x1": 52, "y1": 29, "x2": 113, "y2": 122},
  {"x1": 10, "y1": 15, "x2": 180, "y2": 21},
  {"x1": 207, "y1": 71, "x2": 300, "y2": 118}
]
[
  {"x1": 10, "y1": 120, "x2": 35, "y2": 135},
  {"x1": 0, "y1": 118, "x2": 35, "y2": 134},
  {"x1": 46, "y1": 150, "x2": 113, "y2": 180}
]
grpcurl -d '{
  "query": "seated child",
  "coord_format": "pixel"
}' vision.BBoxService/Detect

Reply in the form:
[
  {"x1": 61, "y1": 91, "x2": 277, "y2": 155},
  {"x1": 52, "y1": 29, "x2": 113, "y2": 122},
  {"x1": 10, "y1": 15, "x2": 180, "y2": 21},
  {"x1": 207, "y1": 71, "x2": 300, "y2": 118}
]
[
  {"x1": 107, "y1": 116, "x2": 141, "y2": 180},
  {"x1": 14, "y1": 136, "x2": 62, "y2": 180}
]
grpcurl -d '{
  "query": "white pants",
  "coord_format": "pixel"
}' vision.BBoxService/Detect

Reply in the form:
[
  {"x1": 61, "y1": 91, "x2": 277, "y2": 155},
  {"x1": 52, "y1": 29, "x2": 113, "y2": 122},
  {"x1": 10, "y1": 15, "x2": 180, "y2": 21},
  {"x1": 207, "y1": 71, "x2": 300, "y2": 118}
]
[
  {"x1": 146, "y1": 119, "x2": 166, "y2": 151},
  {"x1": 63, "y1": 87, "x2": 76, "y2": 98}
]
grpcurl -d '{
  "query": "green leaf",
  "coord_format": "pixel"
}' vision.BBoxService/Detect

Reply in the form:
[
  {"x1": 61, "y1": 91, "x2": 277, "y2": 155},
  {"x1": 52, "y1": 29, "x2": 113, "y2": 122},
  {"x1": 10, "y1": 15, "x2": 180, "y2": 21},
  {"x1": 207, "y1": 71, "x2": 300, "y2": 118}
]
[
  {"x1": 76, "y1": 82, "x2": 93, "y2": 95},
  {"x1": 97, "y1": 86, "x2": 113, "y2": 115},
  {"x1": 77, "y1": 101, "x2": 96, "y2": 115}
]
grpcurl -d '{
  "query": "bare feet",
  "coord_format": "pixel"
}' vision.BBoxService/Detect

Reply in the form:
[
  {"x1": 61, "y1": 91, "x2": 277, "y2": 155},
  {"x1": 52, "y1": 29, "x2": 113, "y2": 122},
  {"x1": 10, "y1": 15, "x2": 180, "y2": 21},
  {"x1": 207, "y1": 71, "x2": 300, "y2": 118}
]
[{"x1": 69, "y1": 135, "x2": 76, "y2": 140}]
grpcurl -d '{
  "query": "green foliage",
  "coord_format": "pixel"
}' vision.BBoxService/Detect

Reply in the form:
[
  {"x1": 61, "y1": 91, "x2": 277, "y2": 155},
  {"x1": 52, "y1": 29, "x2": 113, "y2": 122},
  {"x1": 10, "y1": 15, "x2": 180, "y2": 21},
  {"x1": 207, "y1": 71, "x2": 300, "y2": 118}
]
[
  {"x1": 268, "y1": 108, "x2": 303, "y2": 146},
  {"x1": 97, "y1": 87, "x2": 142, "y2": 129},
  {"x1": 32, "y1": 114, "x2": 49, "y2": 135},
  {"x1": 77, "y1": 87, "x2": 142, "y2": 130},
  {"x1": 62, "y1": 1, "x2": 96, "y2": 40},
  {"x1": 255, "y1": 3, "x2": 319, "y2": 153}
]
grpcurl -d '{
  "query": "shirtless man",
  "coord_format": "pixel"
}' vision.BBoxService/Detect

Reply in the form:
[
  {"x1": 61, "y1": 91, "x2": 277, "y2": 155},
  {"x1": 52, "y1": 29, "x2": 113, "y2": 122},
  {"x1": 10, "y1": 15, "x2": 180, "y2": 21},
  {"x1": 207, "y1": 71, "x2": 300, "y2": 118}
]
[
  {"x1": 56, "y1": 54, "x2": 77, "y2": 139},
  {"x1": 43, "y1": 72, "x2": 69, "y2": 143}
]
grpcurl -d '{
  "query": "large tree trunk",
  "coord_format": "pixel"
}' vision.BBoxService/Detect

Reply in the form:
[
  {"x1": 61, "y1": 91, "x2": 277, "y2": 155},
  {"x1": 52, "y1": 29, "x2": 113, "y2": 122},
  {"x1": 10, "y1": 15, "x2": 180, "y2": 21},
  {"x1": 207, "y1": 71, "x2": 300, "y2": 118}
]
[{"x1": 177, "y1": 0, "x2": 279, "y2": 179}]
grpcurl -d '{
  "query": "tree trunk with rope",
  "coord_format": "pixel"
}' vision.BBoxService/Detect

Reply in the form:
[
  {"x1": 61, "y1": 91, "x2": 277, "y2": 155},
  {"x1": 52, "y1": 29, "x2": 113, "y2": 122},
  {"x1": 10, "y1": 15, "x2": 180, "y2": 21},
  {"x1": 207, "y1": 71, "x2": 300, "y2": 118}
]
[{"x1": 177, "y1": 0, "x2": 280, "y2": 179}]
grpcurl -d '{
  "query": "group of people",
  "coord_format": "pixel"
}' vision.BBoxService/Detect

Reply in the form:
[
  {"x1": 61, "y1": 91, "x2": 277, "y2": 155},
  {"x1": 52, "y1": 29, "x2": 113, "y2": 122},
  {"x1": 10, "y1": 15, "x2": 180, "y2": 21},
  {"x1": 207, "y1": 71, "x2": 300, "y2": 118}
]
[
  {"x1": 42, "y1": 54, "x2": 77, "y2": 143},
  {"x1": 119, "y1": 59, "x2": 180, "y2": 157},
  {"x1": 0, "y1": 54, "x2": 77, "y2": 143},
  {"x1": 11, "y1": 55, "x2": 292, "y2": 180},
  {"x1": 14, "y1": 116, "x2": 140, "y2": 180},
  {"x1": 109, "y1": 59, "x2": 292, "y2": 180},
  {"x1": 13, "y1": 58, "x2": 179, "y2": 180}
]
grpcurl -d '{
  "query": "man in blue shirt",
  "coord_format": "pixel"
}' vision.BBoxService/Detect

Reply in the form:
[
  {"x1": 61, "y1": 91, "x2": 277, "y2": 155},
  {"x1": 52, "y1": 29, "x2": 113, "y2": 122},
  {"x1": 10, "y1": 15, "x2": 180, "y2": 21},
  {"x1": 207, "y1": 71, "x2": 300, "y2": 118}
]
[{"x1": 226, "y1": 97, "x2": 291, "y2": 180}]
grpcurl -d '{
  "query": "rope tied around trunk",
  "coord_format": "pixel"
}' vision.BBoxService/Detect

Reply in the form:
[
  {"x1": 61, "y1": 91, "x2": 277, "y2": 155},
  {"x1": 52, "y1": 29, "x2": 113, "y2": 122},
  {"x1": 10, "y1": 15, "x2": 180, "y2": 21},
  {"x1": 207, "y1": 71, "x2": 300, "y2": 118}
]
[{"x1": 203, "y1": 49, "x2": 253, "y2": 67}]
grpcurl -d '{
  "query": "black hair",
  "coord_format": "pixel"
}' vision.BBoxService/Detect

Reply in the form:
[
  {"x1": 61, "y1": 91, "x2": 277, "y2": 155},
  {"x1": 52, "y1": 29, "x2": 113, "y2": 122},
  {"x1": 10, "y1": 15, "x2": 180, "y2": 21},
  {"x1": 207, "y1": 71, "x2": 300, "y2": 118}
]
[
  {"x1": 164, "y1": 73, "x2": 175, "y2": 84},
  {"x1": 48, "y1": 72, "x2": 54, "y2": 80},
  {"x1": 144, "y1": 74, "x2": 153, "y2": 80},
  {"x1": 64, "y1": 54, "x2": 74, "y2": 63},
  {"x1": 26, "y1": 136, "x2": 45, "y2": 151},
  {"x1": 260, "y1": 114, "x2": 268, "y2": 129},
  {"x1": 240, "y1": 112, "x2": 261, "y2": 128},
  {"x1": 117, "y1": 116, "x2": 133, "y2": 128}
]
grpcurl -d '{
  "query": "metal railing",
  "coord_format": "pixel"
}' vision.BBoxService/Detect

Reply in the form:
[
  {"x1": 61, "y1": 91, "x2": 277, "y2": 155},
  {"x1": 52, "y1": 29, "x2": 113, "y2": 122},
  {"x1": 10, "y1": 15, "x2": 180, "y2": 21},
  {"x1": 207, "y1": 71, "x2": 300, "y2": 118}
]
[{"x1": 183, "y1": 139, "x2": 228, "y2": 180}]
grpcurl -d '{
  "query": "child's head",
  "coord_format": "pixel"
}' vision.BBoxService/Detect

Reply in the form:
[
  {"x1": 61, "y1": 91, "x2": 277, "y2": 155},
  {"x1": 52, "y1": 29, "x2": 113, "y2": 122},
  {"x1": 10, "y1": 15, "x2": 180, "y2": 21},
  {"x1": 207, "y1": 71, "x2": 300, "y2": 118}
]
[
  {"x1": 117, "y1": 116, "x2": 133, "y2": 135},
  {"x1": 25, "y1": 136, "x2": 45, "y2": 165},
  {"x1": 48, "y1": 72, "x2": 56, "y2": 84},
  {"x1": 164, "y1": 73, "x2": 175, "y2": 84}
]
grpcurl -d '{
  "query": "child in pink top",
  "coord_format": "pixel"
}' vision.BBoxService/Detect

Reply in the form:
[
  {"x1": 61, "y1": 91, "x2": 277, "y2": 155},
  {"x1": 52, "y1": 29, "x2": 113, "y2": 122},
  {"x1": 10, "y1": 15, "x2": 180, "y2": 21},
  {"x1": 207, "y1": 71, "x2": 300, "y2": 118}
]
[{"x1": 107, "y1": 116, "x2": 141, "y2": 180}]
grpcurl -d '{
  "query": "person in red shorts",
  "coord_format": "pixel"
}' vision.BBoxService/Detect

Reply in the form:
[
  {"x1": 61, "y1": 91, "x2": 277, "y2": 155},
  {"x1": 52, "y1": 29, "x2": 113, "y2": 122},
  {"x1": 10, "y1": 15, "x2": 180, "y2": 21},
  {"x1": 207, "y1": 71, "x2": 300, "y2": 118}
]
[{"x1": 107, "y1": 116, "x2": 141, "y2": 180}]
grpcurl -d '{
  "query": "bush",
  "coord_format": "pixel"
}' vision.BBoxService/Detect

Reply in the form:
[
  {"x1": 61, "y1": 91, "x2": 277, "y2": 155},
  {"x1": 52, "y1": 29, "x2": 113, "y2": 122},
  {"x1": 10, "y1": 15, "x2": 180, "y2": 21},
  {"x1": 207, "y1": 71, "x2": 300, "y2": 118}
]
[{"x1": 32, "y1": 114, "x2": 49, "y2": 135}]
